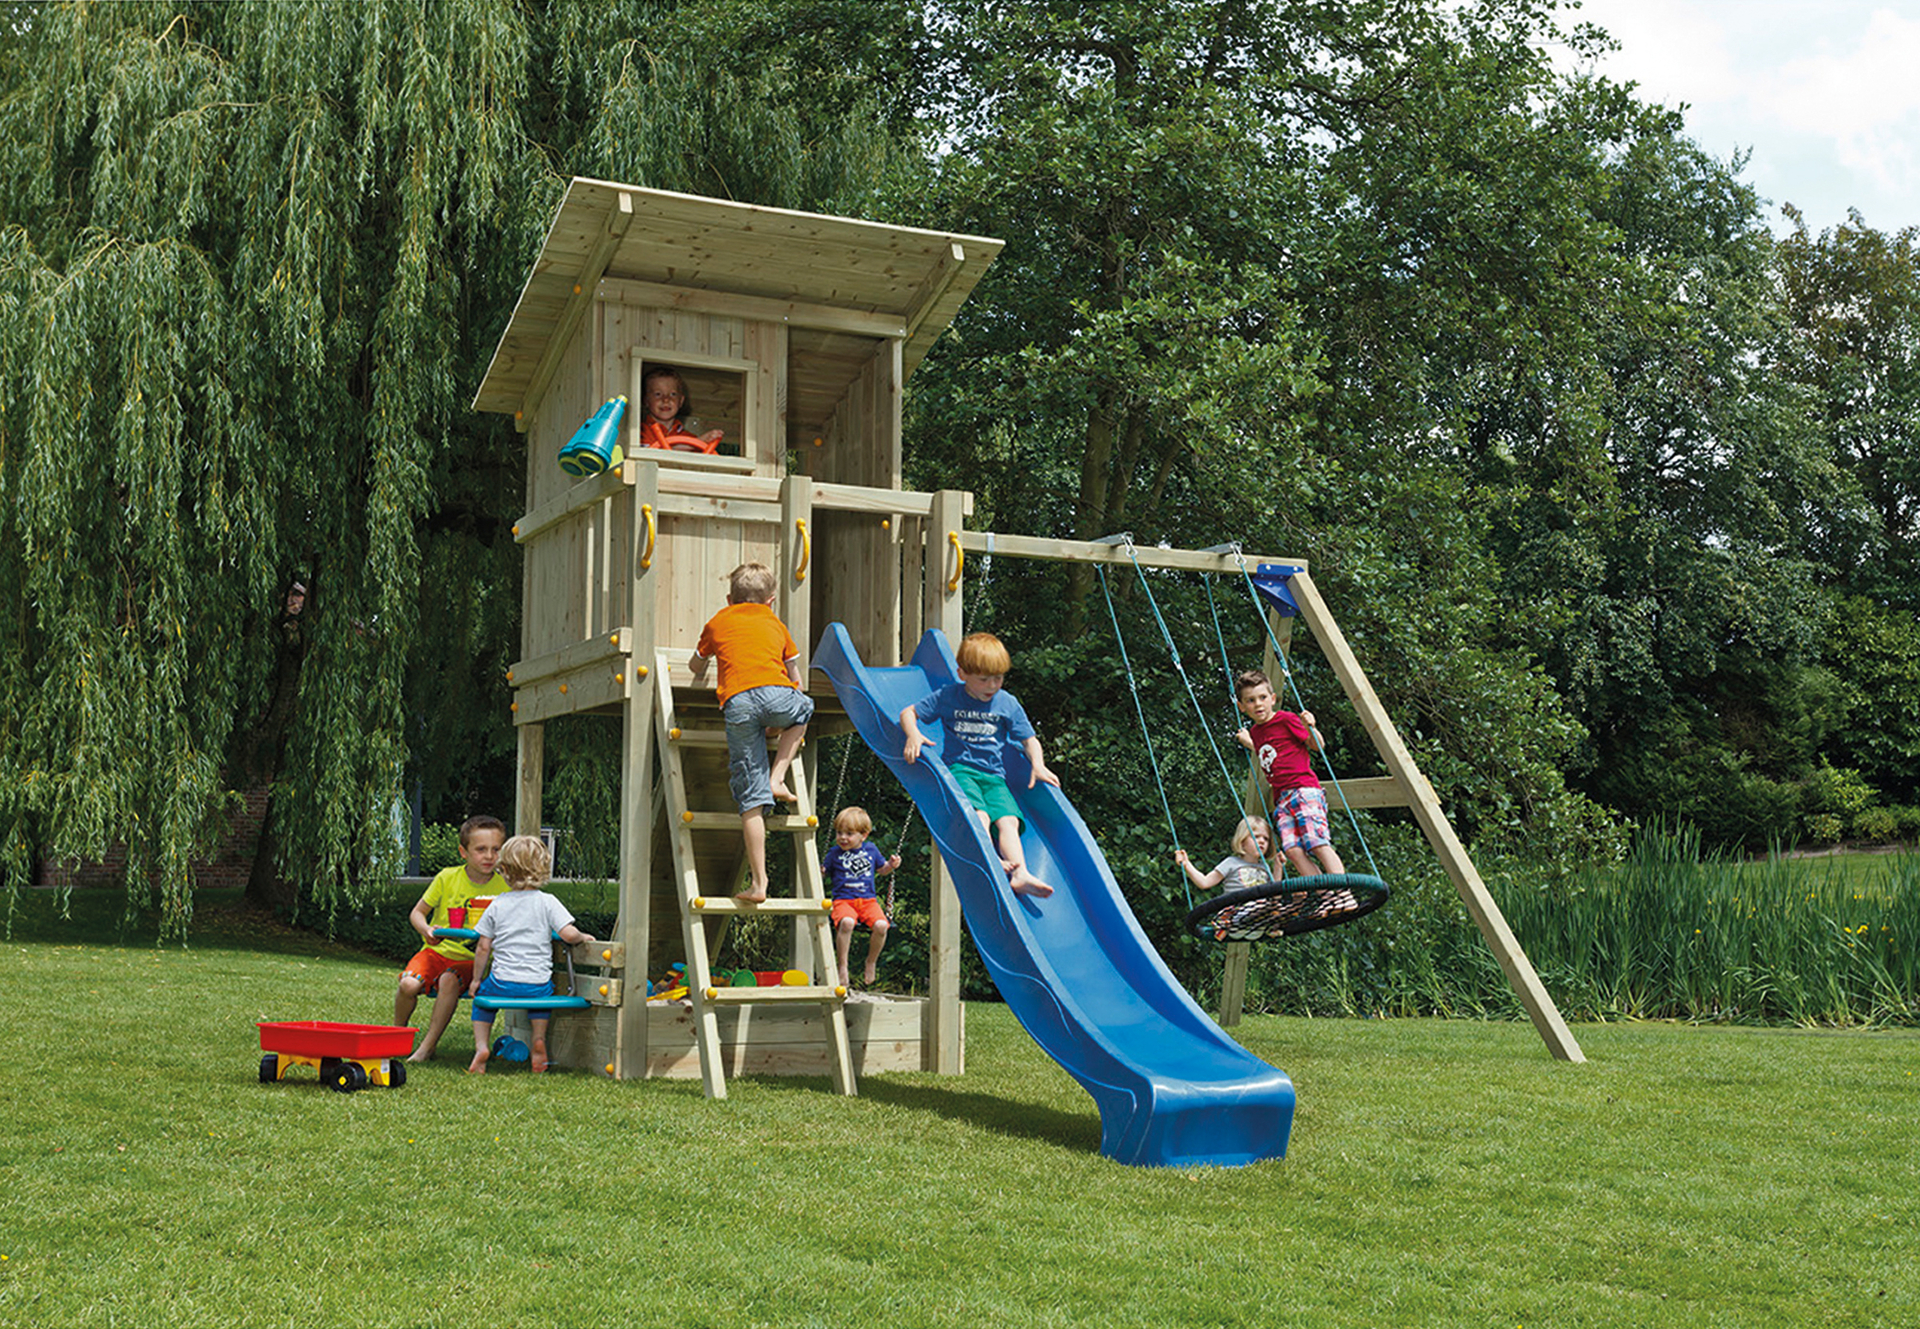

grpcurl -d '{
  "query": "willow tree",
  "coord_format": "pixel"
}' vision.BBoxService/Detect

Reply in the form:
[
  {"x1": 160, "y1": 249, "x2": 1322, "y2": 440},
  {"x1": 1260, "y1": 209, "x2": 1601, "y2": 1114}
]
[{"x1": 0, "y1": 0, "x2": 906, "y2": 932}]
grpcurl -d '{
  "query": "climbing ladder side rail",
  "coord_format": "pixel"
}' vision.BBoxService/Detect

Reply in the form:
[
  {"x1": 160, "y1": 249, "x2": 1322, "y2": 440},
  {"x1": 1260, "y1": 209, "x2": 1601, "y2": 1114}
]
[{"x1": 653, "y1": 649, "x2": 730, "y2": 1098}]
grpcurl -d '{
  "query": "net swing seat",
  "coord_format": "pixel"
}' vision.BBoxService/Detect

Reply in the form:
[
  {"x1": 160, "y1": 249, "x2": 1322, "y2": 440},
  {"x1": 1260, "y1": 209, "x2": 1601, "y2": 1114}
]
[{"x1": 1184, "y1": 872, "x2": 1389, "y2": 942}]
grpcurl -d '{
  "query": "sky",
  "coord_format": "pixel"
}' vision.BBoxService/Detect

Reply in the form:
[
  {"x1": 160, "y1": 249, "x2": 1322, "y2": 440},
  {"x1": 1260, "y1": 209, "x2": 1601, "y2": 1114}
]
[{"x1": 1554, "y1": 0, "x2": 1920, "y2": 236}]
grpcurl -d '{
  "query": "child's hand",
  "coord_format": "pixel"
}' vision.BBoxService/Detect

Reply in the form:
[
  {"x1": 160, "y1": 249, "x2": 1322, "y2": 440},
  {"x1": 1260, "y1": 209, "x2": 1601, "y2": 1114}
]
[
  {"x1": 1029, "y1": 761, "x2": 1060, "y2": 789},
  {"x1": 885, "y1": 854, "x2": 902, "y2": 872},
  {"x1": 700, "y1": 429, "x2": 724, "y2": 445},
  {"x1": 688, "y1": 651, "x2": 709, "y2": 681},
  {"x1": 903, "y1": 733, "x2": 924, "y2": 764},
  {"x1": 1174, "y1": 849, "x2": 1189, "y2": 866},
  {"x1": 1300, "y1": 710, "x2": 1316, "y2": 729}
]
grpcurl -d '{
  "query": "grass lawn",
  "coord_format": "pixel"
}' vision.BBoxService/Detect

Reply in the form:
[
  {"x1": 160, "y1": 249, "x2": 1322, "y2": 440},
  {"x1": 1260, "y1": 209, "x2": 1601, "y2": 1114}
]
[{"x1": 2, "y1": 888, "x2": 1915, "y2": 1327}]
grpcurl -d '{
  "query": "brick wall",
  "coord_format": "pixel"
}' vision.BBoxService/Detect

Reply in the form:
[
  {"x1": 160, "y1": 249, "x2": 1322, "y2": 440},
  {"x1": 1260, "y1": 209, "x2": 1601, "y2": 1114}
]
[{"x1": 36, "y1": 786, "x2": 273, "y2": 891}]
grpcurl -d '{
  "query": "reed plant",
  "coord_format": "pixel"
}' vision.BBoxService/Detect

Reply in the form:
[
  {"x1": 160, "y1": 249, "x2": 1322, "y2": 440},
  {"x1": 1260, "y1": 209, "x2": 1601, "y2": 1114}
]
[
  {"x1": 1228, "y1": 822, "x2": 1919, "y2": 1028},
  {"x1": 1500, "y1": 825, "x2": 1920, "y2": 1026}
]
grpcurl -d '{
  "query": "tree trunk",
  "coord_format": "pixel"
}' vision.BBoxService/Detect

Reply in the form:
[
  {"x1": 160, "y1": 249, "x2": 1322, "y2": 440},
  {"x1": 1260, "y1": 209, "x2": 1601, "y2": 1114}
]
[{"x1": 243, "y1": 606, "x2": 306, "y2": 913}]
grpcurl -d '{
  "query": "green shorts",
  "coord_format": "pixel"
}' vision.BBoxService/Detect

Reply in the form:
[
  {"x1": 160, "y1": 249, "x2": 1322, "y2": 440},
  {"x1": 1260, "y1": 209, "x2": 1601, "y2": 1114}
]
[{"x1": 950, "y1": 762, "x2": 1023, "y2": 830}]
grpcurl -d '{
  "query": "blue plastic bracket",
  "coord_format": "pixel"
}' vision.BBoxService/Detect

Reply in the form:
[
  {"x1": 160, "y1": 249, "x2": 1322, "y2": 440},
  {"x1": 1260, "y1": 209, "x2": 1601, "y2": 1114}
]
[{"x1": 1250, "y1": 564, "x2": 1303, "y2": 618}]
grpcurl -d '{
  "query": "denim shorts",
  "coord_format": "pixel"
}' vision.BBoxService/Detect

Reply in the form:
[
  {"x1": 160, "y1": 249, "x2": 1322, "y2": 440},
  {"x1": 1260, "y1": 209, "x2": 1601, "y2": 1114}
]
[{"x1": 723, "y1": 684, "x2": 815, "y2": 811}]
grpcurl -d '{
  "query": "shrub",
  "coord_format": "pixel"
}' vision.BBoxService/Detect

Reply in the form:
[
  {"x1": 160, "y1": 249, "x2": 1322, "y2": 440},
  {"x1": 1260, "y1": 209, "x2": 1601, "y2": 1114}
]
[
  {"x1": 1805, "y1": 812, "x2": 1845, "y2": 844},
  {"x1": 1853, "y1": 805, "x2": 1902, "y2": 843}
]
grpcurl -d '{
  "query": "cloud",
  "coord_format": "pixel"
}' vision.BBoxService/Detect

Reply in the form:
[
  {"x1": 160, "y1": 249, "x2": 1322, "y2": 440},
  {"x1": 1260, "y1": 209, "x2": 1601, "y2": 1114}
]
[{"x1": 1766, "y1": 8, "x2": 1920, "y2": 194}]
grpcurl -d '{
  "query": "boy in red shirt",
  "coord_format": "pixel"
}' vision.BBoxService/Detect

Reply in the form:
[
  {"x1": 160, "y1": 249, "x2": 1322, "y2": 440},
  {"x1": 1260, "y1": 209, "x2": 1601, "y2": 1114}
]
[
  {"x1": 690, "y1": 562, "x2": 814, "y2": 901},
  {"x1": 1233, "y1": 669, "x2": 1346, "y2": 878}
]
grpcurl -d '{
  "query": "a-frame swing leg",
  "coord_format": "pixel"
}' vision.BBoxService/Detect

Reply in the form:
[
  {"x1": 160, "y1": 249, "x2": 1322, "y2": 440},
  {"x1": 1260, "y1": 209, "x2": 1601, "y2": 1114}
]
[{"x1": 1286, "y1": 569, "x2": 1585, "y2": 1063}]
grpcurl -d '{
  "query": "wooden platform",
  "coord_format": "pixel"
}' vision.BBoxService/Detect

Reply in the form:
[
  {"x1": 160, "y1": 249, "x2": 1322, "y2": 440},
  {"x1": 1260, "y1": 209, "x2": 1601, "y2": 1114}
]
[{"x1": 494, "y1": 994, "x2": 951, "y2": 1079}]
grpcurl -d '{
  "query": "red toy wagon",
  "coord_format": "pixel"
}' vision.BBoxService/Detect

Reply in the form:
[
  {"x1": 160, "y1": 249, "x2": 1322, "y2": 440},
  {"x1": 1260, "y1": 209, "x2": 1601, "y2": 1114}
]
[{"x1": 258, "y1": 1021, "x2": 415, "y2": 1093}]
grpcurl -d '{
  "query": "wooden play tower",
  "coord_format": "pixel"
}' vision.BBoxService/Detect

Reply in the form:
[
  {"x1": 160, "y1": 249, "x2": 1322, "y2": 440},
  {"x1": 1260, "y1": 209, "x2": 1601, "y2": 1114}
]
[{"x1": 472, "y1": 178, "x2": 1581, "y2": 1096}]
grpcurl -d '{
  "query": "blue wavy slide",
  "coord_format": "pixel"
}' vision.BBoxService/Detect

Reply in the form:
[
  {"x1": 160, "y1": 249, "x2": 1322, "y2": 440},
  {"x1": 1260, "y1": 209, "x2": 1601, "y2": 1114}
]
[{"x1": 814, "y1": 624, "x2": 1295, "y2": 1168}]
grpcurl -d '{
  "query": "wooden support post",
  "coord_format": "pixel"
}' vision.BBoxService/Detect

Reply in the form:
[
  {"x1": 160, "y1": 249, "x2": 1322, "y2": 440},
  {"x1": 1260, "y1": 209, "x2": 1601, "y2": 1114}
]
[
  {"x1": 1287, "y1": 569, "x2": 1585, "y2": 1063},
  {"x1": 515, "y1": 723, "x2": 544, "y2": 838},
  {"x1": 614, "y1": 465, "x2": 660, "y2": 1081},
  {"x1": 926, "y1": 488, "x2": 967, "y2": 1074}
]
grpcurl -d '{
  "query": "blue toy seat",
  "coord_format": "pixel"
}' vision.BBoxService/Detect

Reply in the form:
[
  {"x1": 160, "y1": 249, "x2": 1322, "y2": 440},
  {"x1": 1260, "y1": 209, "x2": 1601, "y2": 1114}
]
[{"x1": 471, "y1": 994, "x2": 592, "y2": 1012}]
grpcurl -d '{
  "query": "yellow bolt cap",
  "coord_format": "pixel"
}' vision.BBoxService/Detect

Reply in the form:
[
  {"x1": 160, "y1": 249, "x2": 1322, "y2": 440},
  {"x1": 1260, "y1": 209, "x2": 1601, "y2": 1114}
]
[
  {"x1": 601, "y1": 949, "x2": 612, "y2": 961},
  {"x1": 681, "y1": 811, "x2": 694, "y2": 824}
]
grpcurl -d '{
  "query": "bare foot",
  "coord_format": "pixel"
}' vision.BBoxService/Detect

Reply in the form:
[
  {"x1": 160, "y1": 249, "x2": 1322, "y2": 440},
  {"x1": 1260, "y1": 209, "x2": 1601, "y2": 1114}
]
[
  {"x1": 862, "y1": 964, "x2": 878, "y2": 984},
  {"x1": 406, "y1": 1049, "x2": 432, "y2": 1065},
  {"x1": 467, "y1": 1048, "x2": 489, "y2": 1074},
  {"x1": 1009, "y1": 871, "x2": 1054, "y2": 898},
  {"x1": 531, "y1": 1039, "x2": 548, "y2": 1074},
  {"x1": 735, "y1": 889, "x2": 769, "y2": 904},
  {"x1": 768, "y1": 782, "x2": 797, "y2": 803}
]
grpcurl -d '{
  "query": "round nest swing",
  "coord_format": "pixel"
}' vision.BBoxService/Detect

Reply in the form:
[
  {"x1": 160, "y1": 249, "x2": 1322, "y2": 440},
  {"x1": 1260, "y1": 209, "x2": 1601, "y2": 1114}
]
[{"x1": 1184, "y1": 873, "x2": 1390, "y2": 942}]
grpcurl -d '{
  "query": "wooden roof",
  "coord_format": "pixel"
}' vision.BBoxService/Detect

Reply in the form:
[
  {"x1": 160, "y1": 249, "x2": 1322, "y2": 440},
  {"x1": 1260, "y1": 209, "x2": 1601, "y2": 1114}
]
[{"x1": 472, "y1": 177, "x2": 1002, "y2": 421}]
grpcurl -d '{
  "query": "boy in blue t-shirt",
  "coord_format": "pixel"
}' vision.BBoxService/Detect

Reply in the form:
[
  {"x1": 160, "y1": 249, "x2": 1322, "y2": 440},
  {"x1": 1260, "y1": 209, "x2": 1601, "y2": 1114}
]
[
  {"x1": 823, "y1": 805, "x2": 902, "y2": 986},
  {"x1": 899, "y1": 632, "x2": 1058, "y2": 897}
]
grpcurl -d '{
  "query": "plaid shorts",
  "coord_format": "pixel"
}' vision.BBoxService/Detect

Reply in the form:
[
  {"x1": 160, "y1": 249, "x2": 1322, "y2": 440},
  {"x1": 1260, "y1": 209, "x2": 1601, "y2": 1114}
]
[{"x1": 1271, "y1": 786, "x2": 1331, "y2": 854}]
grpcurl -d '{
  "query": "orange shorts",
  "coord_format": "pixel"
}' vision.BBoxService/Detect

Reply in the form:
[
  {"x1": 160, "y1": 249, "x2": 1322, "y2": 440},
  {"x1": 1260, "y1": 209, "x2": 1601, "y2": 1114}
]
[
  {"x1": 402, "y1": 949, "x2": 473, "y2": 991},
  {"x1": 831, "y1": 898, "x2": 887, "y2": 929}
]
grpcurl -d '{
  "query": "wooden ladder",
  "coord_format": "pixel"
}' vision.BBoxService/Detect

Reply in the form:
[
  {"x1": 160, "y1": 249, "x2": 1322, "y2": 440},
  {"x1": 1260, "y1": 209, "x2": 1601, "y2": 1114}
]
[{"x1": 653, "y1": 650, "x2": 856, "y2": 1099}]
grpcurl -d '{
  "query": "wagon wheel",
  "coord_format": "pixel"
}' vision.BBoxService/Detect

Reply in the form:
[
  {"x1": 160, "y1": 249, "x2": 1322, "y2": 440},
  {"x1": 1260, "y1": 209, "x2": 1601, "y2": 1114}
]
[
  {"x1": 386, "y1": 1058, "x2": 407, "y2": 1089},
  {"x1": 327, "y1": 1060, "x2": 361, "y2": 1093},
  {"x1": 258, "y1": 1054, "x2": 279, "y2": 1084},
  {"x1": 1184, "y1": 873, "x2": 1390, "y2": 941}
]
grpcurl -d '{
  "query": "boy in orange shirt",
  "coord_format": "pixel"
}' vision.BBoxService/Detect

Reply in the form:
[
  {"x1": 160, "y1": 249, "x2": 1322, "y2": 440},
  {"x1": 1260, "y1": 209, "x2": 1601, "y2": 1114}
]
[{"x1": 689, "y1": 563, "x2": 815, "y2": 901}]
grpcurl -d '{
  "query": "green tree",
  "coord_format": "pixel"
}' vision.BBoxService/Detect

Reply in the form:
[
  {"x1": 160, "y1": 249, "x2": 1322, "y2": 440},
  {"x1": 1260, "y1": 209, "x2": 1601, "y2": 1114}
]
[
  {"x1": 1774, "y1": 212, "x2": 1920, "y2": 600},
  {"x1": 900, "y1": 0, "x2": 1630, "y2": 868},
  {"x1": 0, "y1": 0, "x2": 906, "y2": 931}
]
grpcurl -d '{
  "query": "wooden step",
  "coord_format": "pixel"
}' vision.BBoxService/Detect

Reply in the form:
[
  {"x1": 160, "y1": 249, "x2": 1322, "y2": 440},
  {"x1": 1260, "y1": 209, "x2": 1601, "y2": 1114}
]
[
  {"x1": 678, "y1": 810, "x2": 819, "y2": 832},
  {"x1": 691, "y1": 896, "x2": 832, "y2": 915}
]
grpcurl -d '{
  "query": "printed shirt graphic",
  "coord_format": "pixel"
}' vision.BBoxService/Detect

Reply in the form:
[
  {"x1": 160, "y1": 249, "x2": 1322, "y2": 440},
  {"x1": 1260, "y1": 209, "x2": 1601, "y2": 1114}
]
[
  {"x1": 1212, "y1": 855, "x2": 1273, "y2": 892},
  {"x1": 1249, "y1": 711, "x2": 1320, "y2": 792},
  {"x1": 823, "y1": 842, "x2": 889, "y2": 900},
  {"x1": 912, "y1": 684, "x2": 1036, "y2": 778}
]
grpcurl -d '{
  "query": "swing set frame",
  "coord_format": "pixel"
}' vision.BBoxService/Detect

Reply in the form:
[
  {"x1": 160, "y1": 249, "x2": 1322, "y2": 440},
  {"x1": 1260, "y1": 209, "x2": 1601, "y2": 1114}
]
[{"x1": 955, "y1": 529, "x2": 1584, "y2": 1063}]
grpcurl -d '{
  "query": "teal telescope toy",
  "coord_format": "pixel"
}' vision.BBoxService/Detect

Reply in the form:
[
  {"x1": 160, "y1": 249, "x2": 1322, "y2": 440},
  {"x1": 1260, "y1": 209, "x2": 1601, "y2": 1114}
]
[{"x1": 558, "y1": 395, "x2": 627, "y2": 477}]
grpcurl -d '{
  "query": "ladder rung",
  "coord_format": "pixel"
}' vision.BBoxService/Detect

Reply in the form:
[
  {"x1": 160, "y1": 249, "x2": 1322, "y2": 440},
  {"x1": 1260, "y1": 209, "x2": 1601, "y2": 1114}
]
[
  {"x1": 662, "y1": 729, "x2": 734, "y2": 748},
  {"x1": 692, "y1": 896, "x2": 832, "y2": 915},
  {"x1": 663, "y1": 728, "x2": 807, "y2": 751},
  {"x1": 699, "y1": 984, "x2": 846, "y2": 1004},
  {"x1": 681, "y1": 811, "x2": 817, "y2": 832}
]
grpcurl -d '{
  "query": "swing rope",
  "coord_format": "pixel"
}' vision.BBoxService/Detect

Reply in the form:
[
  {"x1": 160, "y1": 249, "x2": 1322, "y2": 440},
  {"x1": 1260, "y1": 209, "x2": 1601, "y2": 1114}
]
[
  {"x1": 1230, "y1": 550, "x2": 1383, "y2": 880},
  {"x1": 829, "y1": 730, "x2": 914, "y2": 921},
  {"x1": 1096, "y1": 539, "x2": 1392, "y2": 943},
  {"x1": 1115, "y1": 541, "x2": 1253, "y2": 814},
  {"x1": 1096, "y1": 561, "x2": 1196, "y2": 912},
  {"x1": 1204, "y1": 564, "x2": 1274, "y2": 813}
]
